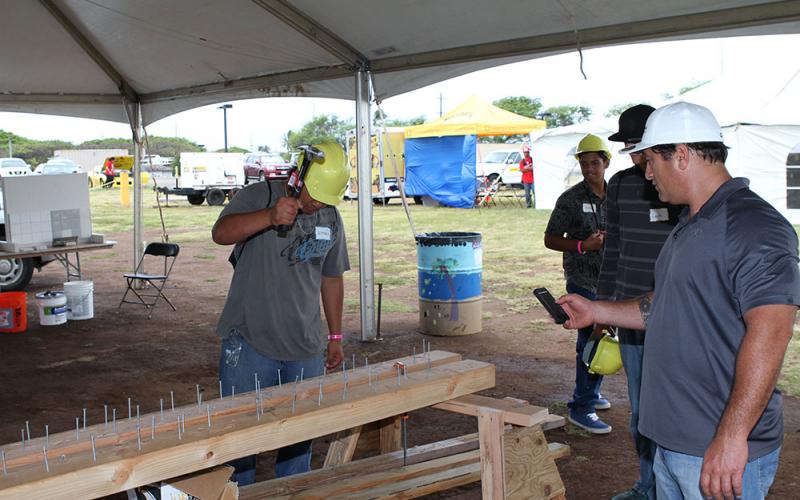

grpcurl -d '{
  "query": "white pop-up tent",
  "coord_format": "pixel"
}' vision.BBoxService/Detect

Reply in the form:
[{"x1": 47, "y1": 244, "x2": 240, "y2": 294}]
[
  {"x1": 530, "y1": 72, "x2": 800, "y2": 222},
  {"x1": 2, "y1": 0, "x2": 800, "y2": 339}
]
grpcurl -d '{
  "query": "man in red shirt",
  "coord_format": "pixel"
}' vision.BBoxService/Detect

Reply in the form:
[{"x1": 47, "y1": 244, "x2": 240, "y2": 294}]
[{"x1": 520, "y1": 145, "x2": 534, "y2": 208}]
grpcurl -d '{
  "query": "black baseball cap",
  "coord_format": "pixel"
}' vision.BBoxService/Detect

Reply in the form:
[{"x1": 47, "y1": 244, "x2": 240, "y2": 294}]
[{"x1": 608, "y1": 104, "x2": 655, "y2": 143}]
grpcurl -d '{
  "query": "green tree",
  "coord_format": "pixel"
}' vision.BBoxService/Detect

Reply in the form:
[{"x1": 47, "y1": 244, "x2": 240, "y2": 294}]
[
  {"x1": 283, "y1": 114, "x2": 353, "y2": 151},
  {"x1": 544, "y1": 105, "x2": 592, "y2": 128},
  {"x1": 257, "y1": 145, "x2": 271, "y2": 153},
  {"x1": 484, "y1": 96, "x2": 545, "y2": 143},
  {"x1": 215, "y1": 146, "x2": 249, "y2": 153},
  {"x1": 604, "y1": 102, "x2": 645, "y2": 118},
  {"x1": 493, "y1": 96, "x2": 543, "y2": 118},
  {"x1": 373, "y1": 109, "x2": 424, "y2": 127}
]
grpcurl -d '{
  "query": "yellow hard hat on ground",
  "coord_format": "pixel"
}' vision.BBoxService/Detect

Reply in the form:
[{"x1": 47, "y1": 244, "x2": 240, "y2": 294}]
[
  {"x1": 303, "y1": 143, "x2": 349, "y2": 206},
  {"x1": 582, "y1": 333, "x2": 623, "y2": 375},
  {"x1": 575, "y1": 134, "x2": 612, "y2": 161}
]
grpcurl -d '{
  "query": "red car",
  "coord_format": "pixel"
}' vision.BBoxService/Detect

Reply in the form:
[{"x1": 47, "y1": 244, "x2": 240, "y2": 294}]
[{"x1": 243, "y1": 153, "x2": 291, "y2": 183}]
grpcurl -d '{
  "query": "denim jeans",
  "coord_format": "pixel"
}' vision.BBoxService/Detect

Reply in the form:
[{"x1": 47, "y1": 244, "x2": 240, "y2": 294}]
[
  {"x1": 619, "y1": 335, "x2": 656, "y2": 498},
  {"x1": 523, "y1": 182, "x2": 534, "y2": 208},
  {"x1": 219, "y1": 332, "x2": 324, "y2": 485},
  {"x1": 654, "y1": 445, "x2": 781, "y2": 500},
  {"x1": 566, "y1": 282, "x2": 603, "y2": 415}
]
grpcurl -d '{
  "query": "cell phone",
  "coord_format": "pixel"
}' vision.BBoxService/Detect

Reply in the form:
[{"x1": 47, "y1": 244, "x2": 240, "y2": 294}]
[{"x1": 533, "y1": 287, "x2": 569, "y2": 325}]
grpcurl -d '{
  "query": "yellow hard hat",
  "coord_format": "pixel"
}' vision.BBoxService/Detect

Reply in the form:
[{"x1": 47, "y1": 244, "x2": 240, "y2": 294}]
[
  {"x1": 575, "y1": 134, "x2": 612, "y2": 161},
  {"x1": 582, "y1": 333, "x2": 623, "y2": 375},
  {"x1": 303, "y1": 142, "x2": 350, "y2": 206}
]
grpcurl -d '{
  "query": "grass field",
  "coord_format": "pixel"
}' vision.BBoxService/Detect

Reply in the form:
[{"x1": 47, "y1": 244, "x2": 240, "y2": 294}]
[{"x1": 89, "y1": 187, "x2": 800, "y2": 396}]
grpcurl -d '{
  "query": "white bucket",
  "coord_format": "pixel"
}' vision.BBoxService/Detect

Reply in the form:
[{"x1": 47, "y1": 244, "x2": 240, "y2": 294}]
[
  {"x1": 35, "y1": 291, "x2": 68, "y2": 326},
  {"x1": 64, "y1": 281, "x2": 94, "y2": 320}
]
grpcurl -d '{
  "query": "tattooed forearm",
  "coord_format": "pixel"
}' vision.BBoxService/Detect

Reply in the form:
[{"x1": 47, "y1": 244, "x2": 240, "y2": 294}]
[{"x1": 638, "y1": 295, "x2": 652, "y2": 328}]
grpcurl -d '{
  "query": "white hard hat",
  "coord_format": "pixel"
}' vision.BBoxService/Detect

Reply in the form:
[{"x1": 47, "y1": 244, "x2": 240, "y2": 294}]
[{"x1": 621, "y1": 101, "x2": 725, "y2": 153}]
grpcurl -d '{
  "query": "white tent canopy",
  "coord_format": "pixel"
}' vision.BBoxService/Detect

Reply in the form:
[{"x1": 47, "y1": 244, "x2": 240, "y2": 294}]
[
  {"x1": 530, "y1": 71, "x2": 800, "y2": 222},
  {"x1": 3, "y1": 0, "x2": 800, "y2": 340}
]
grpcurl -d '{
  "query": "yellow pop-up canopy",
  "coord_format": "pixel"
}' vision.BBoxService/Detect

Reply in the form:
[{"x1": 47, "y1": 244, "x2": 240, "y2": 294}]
[{"x1": 404, "y1": 95, "x2": 547, "y2": 139}]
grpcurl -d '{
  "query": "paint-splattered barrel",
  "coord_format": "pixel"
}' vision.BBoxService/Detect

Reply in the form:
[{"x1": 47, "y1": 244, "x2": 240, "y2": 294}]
[{"x1": 416, "y1": 232, "x2": 482, "y2": 336}]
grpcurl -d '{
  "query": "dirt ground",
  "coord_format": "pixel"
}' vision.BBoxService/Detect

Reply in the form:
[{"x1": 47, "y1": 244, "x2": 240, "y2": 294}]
[{"x1": 1, "y1": 228, "x2": 798, "y2": 499}]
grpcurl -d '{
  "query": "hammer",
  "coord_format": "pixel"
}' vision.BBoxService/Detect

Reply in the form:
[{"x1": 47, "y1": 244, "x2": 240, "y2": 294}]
[{"x1": 276, "y1": 144, "x2": 325, "y2": 237}]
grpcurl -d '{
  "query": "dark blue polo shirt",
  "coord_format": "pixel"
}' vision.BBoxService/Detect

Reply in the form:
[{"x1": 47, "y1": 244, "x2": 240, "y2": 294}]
[{"x1": 640, "y1": 178, "x2": 800, "y2": 458}]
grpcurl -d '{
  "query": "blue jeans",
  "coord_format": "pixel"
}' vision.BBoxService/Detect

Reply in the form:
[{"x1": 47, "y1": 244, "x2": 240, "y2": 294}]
[
  {"x1": 619, "y1": 335, "x2": 656, "y2": 498},
  {"x1": 523, "y1": 182, "x2": 534, "y2": 208},
  {"x1": 566, "y1": 282, "x2": 603, "y2": 415},
  {"x1": 219, "y1": 332, "x2": 324, "y2": 485},
  {"x1": 654, "y1": 445, "x2": 781, "y2": 500}
]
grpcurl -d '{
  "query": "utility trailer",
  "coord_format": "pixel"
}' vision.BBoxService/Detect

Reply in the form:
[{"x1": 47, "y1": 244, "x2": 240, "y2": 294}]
[{"x1": 156, "y1": 152, "x2": 245, "y2": 206}]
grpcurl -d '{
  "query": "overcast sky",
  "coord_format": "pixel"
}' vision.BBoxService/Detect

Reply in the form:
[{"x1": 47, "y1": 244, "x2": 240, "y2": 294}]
[{"x1": 1, "y1": 34, "x2": 798, "y2": 154}]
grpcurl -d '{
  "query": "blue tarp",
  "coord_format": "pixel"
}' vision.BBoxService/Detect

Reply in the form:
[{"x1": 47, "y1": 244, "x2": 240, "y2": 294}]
[{"x1": 404, "y1": 135, "x2": 477, "y2": 208}]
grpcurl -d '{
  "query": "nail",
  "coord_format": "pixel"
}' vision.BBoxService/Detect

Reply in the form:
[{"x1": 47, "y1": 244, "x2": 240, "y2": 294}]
[
  {"x1": 170, "y1": 391, "x2": 175, "y2": 412},
  {"x1": 413, "y1": 346, "x2": 416, "y2": 362},
  {"x1": 300, "y1": 367, "x2": 304, "y2": 382},
  {"x1": 1, "y1": 450, "x2": 6, "y2": 475},
  {"x1": 219, "y1": 380, "x2": 223, "y2": 399},
  {"x1": 21, "y1": 428, "x2": 26, "y2": 449},
  {"x1": 128, "y1": 398, "x2": 132, "y2": 421},
  {"x1": 254, "y1": 374, "x2": 259, "y2": 394},
  {"x1": 160, "y1": 399, "x2": 164, "y2": 419},
  {"x1": 104, "y1": 404, "x2": 108, "y2": 429},
  {"x1": 83, "y1": 408, "x2": 87, "y2": 431},
  {"x1": 277, "y1": 369, "x2": 282, "y2": 387},
  {"x1": 397, "y1": 365, "x2": 401, "y2": 386},
  {"x1": 318, "y1": 380, "x2": 323, "y2": 406},
  {"x1": 137, "y1": 426, "x2": 141, "y2": 451},
  {"x1": 91, "y1": 434, "x2": 96, "y2": 462},
  {"x1": 368, "y1": 365, "x2": 372, "y2": 386},
  {"x1": 26, "y1": 420, "x2": 31, "y2": 441},
  {"x1": 207, "y1": 404, "x2": 212, "y2": 428},
  {"x1": 45, "y1": 424, "x2": 49, "y2": 448},
  {"x1": 43, "y1": 446, "x2": 49, "y2": 472},
  {"x1": 232, "y1": 386, "x2": 235, "y2": 399},
  {"x1": 151, "y1": 415, "x2": 155, "y2": 440},
  {"x1": 196, "y1": 384, "x2": 201, "y2": 409},
  {"x1": 113, "y1": 408, "x2": 117, "y2": 432},
  {"x1": 181, "y1": 414, "x2": 185, "y2": 434},
  {"x1": 136, "y1": 405, "x2": 140, "y2": 428},
  {"x1": 75, "y1": 417, "x2": 80, "y2": 441},
  {"x1": 177, "y1": 419, "x2": 181, "y2": 440},
  {"x1": 256, "y1": 397, "x2": 260, "y2": 421}
]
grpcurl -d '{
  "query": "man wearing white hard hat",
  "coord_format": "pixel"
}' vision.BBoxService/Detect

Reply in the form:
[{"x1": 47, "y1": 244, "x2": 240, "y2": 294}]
[{"x1": 557, "y1": 102, "x2": 799, "y2": 500}]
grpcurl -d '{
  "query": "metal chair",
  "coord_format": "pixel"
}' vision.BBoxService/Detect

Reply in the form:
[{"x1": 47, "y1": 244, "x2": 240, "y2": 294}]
[{"x1": 118, "y1": 242, "x2": 180, "y2": 319}]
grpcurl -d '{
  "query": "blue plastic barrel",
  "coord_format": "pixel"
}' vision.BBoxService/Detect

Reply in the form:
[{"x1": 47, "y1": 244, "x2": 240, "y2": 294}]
[{"x1": 416, "y1": 232, "x2": 482, "y2": 335}]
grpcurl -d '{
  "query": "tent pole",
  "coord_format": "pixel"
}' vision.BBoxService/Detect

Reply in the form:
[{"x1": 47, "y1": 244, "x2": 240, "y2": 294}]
[
  {"x1": 129, "y1": 103, "x2": 144, "y2": 274},
  {"x1": 355, "y1": 70, "x2": 376, "y2": 342}
]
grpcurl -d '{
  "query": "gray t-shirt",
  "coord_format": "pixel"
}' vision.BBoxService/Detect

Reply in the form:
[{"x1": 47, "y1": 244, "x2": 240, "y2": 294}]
[
  {"x1": 640, "y1": 178, "x2": 800, "y2": 458},
  {"x1": 215, "y1": 181, "x2": 350, "y2": 360}
]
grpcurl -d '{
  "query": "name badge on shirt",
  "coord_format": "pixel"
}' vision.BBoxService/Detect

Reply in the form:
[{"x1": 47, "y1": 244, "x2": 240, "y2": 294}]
[
  {"x1": 582, "y1": 203, "x2": 596, "y2": 213},
  {"x1": 315, "y1": 226, "x2": 331, "y2": 240},
  {"x1": 650, "y1": 208, "x2": 669, "y2": 222}
]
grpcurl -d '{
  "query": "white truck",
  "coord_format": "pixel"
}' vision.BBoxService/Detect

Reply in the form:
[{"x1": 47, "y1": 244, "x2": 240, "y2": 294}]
[
  {"x1": 476, "y1": 148, "x2": 524, "y2": 187},
  {"x1": 156, "y1": 152, "x2": 245, "y2": 206}
]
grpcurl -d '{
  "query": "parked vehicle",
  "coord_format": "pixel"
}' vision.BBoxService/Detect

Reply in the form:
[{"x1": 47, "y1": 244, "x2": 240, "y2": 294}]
[
  {"x1": 475, "y1": 149, "x2": 523, "y2": 186},
  {"x1": 156, "y1": 152, "x2": 244, "y2": 206},
  {"x1": 0, "y1": 158, "x2": 32, "y2": 177},
  {"x1": 34, "y1": 158, "x2": 81, "y2": 175},
  {"x1": 243, "y1": 153, "x2": 291, "y2": 183}
]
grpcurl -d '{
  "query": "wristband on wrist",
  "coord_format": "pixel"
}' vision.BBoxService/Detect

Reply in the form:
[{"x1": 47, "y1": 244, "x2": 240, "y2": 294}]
[
  {"x1": 577, "y1": 240, "x2": 584, "y2": 255},
  {"x1": 327, "y1": 333, "x2": 343, "y2": 341}
]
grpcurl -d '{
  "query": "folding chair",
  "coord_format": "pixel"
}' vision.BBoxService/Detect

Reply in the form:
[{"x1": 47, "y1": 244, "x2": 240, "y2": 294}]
[{"x1": 119, "y1": 242, "x2": 180, "y2": 318}]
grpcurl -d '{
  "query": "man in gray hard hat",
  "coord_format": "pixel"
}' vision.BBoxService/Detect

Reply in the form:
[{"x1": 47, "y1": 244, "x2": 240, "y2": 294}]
[
  {"x1": 558, "y1": 102, "x2": 799, "y2": 500},
  {"x1": 599, "y1": 104, "x2": 682, "y2": 500}
]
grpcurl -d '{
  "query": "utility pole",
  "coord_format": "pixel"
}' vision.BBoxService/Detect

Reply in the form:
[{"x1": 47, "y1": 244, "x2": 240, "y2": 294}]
[
  {"x1": 438, "y1": 93, "x2": 444, "y2": 117},
  {"x1": 218, "y1": 104, "x2": 233, "y2": 152},
  {"x1": 7, "y1": 138, "x2": 12, "y2": 157}
]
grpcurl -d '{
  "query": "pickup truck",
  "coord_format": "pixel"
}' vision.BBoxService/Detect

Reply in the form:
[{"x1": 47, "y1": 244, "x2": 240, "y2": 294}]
[{"x1": 475, "y1": 149, "x2": 523, "y2": 187}]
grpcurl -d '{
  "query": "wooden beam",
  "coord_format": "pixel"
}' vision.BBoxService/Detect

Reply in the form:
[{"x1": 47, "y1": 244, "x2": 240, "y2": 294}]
[
  {"x1": 433, "y1": 394, "x2": 549, "y2": 427},
  {"x1": 2, "y1": 351, "x2": 462, "y2": 471},
  {"x1": 0, "y1": 358, "x2": 494, "y2": 499},
  {"x1": 378, "y1": 416, "x2": 402, "y2": 454},
  {"x1": 477, "y1": 407, "x2": 506, "y2": 499},
  {"x1": 323, "y1": 426, "x2": 362, "y2": 468},
  {"x1": 504, "y1": 426, "x2": 566, "y2": 500},
  {"x1": 240, "y1": 433, "x2": 481, "y2": 499}
]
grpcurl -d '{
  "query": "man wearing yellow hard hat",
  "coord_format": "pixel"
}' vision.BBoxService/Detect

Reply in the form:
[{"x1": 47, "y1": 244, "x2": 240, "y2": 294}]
[
  {"x1": 543, "y1": 133, "x2": 611, "y2": 434},
  {"x1": 212, "y1": 143, "x2": 351, "y2": 484}
]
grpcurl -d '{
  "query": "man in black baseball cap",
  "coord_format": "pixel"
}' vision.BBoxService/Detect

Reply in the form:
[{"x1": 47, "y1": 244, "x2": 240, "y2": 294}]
[{"x1": 596, "y1": 104, "x2": 682, "y2": 500}]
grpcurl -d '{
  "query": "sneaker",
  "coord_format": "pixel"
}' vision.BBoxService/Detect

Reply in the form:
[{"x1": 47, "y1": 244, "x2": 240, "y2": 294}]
[
  {"x1": 568, "y1": 411, "x2": 612, "y2": 434},
  {"x1": 611, "y1": 488, "x2": 649, "y2": 500},
  {"x1": 593, "y1": 395, "x2": 611, "y2": 410}
]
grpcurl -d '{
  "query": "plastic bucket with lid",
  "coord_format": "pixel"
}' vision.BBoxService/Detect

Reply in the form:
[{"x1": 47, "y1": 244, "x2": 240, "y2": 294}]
[
  {"x1": 415, "y1": 232, "x2": 482, "y2": 336},
  {"x1": 64, "y1": 281, "x2": 94, "y2": 320},
  {"x1": 36, "y1": 291, "x2": 68, "y2": 326},
  {"x1": 0, "y1": 291, "x2": 27, "y2": 333}
]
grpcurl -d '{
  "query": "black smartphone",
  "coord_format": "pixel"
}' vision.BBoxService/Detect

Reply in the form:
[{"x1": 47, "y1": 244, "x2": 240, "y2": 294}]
[{"x1": 533, "y1": 287, "x2": 569, "y2": 324}]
